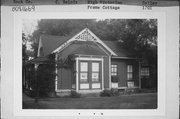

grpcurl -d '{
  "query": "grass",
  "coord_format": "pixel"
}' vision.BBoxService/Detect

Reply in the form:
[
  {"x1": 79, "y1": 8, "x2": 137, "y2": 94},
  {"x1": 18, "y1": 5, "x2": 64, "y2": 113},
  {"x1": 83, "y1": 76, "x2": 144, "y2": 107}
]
[{"x1": 23, "y1": 93, "x2": 157, "y2": 109}]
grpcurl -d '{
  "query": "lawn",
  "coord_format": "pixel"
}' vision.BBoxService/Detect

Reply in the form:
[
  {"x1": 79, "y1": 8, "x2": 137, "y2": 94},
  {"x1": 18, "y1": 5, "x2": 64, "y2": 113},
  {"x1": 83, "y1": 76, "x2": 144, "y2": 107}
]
[{"x1": 23, "y1": 93, "x2": 157, "y2": 109}]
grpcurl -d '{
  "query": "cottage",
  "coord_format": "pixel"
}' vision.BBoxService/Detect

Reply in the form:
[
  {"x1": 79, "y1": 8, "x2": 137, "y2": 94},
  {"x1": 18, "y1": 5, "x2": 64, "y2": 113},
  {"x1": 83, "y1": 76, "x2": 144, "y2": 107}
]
[{"x1": 28, "y1": 28, "x2": 146, "y2": 95}]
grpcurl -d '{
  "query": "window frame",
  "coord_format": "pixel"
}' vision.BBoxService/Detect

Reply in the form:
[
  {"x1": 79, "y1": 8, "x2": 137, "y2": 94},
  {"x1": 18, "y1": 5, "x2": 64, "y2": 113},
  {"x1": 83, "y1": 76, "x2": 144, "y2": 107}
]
[
  {"x1": 91, "y1": 62, "x2": 100, "y2": 83},
  {"x1": 111, "y1": 64, "x2": 118, "y2": 76},
  {"x1": 141, "y1": 67, "x2": 150, "y2": 78},
  {"x1": 127, "y1": 65, "x2": 133, "y2": 80},
  {"x1": 79, "y1": 61, "x2": 89, "y2": 83}
]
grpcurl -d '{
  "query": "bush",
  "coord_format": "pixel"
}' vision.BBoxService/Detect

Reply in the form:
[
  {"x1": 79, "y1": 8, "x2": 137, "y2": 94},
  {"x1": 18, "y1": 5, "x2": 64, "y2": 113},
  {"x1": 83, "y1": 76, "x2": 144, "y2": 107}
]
[
  {"x1": 100, "y1": 90, "x2": 112, "y2": 97},
  {"x1": 100, "y1": 89, "x2": 119, "y2": 97},
  {"x1": 110, "y1": 88, "x2": 119, "y2": 96},
  {"x1": 70, "y1": 90, "x2": 81, "y2": 98},
  {"x1": 111, "y1": 76, "x2": 119, "y2": 82}
]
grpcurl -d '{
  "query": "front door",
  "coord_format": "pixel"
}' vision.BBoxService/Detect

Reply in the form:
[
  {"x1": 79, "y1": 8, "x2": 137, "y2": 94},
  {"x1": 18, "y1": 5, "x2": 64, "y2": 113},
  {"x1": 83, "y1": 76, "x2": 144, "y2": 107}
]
[{"x1": 79, "y1": 61, "x2": 102, "y2": 90}]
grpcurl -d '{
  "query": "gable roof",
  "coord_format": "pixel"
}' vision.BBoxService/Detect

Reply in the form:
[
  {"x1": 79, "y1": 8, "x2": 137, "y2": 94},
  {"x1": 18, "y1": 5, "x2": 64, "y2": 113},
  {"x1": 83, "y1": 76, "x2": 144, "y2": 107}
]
[
  {"x1": 70, "y1": 41, "x2": 107, "y2": 56},
  {"x1": 51, "y1": 28, "x2": 117, "y2": 56},
  {"x1": 38, "y1": 28, "x2": 133, "y2": 58},
  {"x1": 39, "y1": 34, "x2": 72, "y2": 56},
  {"x1": 103, "y1": 41, "x2": 134, "y2": 57}
]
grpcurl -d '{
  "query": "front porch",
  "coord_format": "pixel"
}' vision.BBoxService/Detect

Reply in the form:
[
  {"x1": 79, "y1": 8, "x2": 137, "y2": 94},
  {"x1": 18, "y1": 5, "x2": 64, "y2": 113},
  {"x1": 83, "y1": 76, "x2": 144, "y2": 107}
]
[{"x1": 55, "y1": 54, "x2": 108, "y2": 94}]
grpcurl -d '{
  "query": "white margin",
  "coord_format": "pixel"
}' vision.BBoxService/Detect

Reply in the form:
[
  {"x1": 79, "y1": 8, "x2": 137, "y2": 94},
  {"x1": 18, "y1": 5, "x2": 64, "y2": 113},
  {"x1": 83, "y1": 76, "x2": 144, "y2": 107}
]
[{"x1": 13, "y1": 12, "x2": 166, "y2": 117}]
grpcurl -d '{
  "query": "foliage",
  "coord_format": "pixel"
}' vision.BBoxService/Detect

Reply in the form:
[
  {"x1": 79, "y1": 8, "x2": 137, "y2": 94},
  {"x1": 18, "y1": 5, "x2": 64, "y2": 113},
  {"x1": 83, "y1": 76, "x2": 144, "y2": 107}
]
[
  {"x1": 24, "y1": 54, "x2": 56, "y2": 97},
  {"x1": 36, "y1": 54, "x2": 56, "y2": 97},
  {"x1": 29, "y1": 19, "x2": 157, "y2": 65},
  {"x1": 22, "y1": 32, "x2": 29, "y2": 62},
  {"x1": 70, "y1": 90, "x2": 81, "y2": 98},
  {"x1": 111, "y1": 76, "x2": 119, "y2": 82},
  {"x1": 56, "y1": 56, "x2": 74, "y2": 69},
  {"x1": 100, "y1": 89, "x2": 119, "y2": 97},
  {"x1": 23, "y1": 19, "x2": 158, "y2": 94},
  {"x1": 100, "y1": 90, "x2": 112, "y2": 97}
]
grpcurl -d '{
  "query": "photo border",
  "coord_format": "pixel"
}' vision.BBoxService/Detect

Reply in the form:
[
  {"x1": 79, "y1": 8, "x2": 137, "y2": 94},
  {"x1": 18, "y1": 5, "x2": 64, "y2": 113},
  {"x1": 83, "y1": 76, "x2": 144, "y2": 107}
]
[{"x1": 13, "y1": 11, "x2": 166, "y2": 117}]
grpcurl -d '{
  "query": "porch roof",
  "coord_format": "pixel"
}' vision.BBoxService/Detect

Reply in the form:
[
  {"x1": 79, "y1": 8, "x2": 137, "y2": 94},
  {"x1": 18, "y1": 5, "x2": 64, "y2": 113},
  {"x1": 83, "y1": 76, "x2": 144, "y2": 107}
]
[{"x1": 28, "y1": 57, "x2": 49, "y2": 64}]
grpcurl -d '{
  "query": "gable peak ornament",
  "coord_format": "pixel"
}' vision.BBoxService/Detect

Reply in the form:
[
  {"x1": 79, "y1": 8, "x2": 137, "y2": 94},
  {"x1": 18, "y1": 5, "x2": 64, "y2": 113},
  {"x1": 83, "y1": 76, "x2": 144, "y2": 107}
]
[{"x1": 75, "y1": 28, "x2": 97, "y2": 42}]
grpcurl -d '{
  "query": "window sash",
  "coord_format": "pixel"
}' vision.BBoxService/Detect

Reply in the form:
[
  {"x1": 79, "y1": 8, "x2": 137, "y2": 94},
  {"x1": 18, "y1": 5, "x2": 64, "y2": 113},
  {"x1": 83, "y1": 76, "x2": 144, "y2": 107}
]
[
  {"x1": 141, "y1": 68, "x2": 149, "y2": 76},
  {"x1": 92, "y1": 62, "x2": 99, "y2": 72},
  {"x1": 127, "y1": 73, "x2": 133, "y2": 80},
  {"x1": 80, "y1": 72, "x2": 88, "y2": 83},
  {"x1": 80, "y1": 62, "x2": 88, "y2": 83},
  {"x1": 111, "y1": 64, "x2": 117, "y2": 76},
  {"x1": 127, "y1": 65, "x2": 133, "y2": 80},
  {"x1": 127, "y1": 65, "x2": 133, "y2": 72},
  {"x1": 80, "y1": 62, "x2": 88, "y2": 72},
  {"x1": 92, "y1": 72, "x2": 99, "y2": 82},
  {"x1": 127, "y1": 81, "x2": 134, "y2": 87}
]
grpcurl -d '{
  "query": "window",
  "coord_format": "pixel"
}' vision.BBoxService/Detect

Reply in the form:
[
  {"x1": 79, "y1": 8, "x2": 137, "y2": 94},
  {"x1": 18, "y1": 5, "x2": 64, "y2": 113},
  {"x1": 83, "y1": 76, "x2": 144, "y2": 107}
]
[
  {"x1": 127, "y1": 81, "x2": 134, "y2": 87},
  {"x1": 127, "y1": 65, "x2": 133, "y2": 80},
  {"x1": 141, "y1": 67, "x2": 149, "y2": 77},
  {"x1": 111, "y1": 64, "x2": 117, "y2": 76},
  {"x1": 92, "y1": 62, "x2": 100, "y2": 82},
  {"x1": 80, "y1": 62, "x2": 88, "y2": 83}
]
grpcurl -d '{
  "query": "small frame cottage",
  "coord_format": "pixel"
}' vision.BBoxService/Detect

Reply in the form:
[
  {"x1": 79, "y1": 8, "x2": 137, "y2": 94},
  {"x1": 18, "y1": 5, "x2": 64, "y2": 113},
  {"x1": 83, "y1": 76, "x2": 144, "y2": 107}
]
[{"x1": 28, "y1": 28, "x2": 144, "y2": 95}]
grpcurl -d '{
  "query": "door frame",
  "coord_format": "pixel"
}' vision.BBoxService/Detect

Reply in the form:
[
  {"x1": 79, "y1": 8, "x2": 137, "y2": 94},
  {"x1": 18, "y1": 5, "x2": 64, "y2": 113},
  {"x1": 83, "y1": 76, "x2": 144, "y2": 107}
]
[{"x1": 75, "y1": 57, "x2": 104, "y2": 92}]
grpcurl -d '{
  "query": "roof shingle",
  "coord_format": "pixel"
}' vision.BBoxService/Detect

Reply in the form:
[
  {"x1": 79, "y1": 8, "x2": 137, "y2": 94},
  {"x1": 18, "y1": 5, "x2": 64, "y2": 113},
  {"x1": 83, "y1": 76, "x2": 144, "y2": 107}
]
[{"x1": 40, "y1": 34, "x2": 133, "y2": 57}]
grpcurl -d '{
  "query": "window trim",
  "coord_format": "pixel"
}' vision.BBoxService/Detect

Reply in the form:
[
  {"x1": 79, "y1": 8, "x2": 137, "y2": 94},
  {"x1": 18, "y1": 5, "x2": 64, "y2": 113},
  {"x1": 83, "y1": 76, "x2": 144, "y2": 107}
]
[
  {"x1": 127, "y1": 65, "x2": 133, "y2": 80},
  {"x1": 92, "y1": 62, "x2": 100, "y2": 83},
  {"x1": 141, "y1": 67, "x2": 150, "y2": 77},
  {"x1": 111, "y1": 64, "x2": 118, "y2": 76},
  {"x1": 80, "y1": 61, "x2": 89, "y2": 83}
]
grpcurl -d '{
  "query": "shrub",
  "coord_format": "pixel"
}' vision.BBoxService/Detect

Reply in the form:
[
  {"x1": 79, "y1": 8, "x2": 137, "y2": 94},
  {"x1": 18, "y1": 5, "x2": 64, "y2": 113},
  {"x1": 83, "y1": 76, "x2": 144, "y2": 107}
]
[
  {"x1": 100, "y1": 89, "x2": 119, "y2": 97},
  {"x1": 25, "y1": 90, "x2": 36, "y2": 98},
  {"x1": 111, "y1": 76, "x2": 119, "y2": 82},
  {"x1": 70, "y1": 90, "x2": 81, "y2": 98},
  {"x1": 100, "y1": 90, "x2": 112, "y2": 97},
  {"x1": 110, "y1": 88, "x2": 119, "y2": 96}
]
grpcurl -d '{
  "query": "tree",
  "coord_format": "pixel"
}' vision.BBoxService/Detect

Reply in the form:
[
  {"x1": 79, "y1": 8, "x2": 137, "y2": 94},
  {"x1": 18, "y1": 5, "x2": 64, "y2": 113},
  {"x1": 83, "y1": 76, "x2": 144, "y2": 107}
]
[
  {"x1": 31, "y1": 19, "x2": 157, "y2": 63},
  {"x1": 25, "y1": 19, "x2": 158, "y2": 94}
]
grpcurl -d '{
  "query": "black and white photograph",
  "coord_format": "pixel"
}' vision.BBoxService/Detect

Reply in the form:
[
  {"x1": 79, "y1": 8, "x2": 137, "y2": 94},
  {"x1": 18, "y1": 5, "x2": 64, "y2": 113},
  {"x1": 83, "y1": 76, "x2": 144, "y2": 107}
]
[
  {"x1": 1, "y1": 0, "x2": 179, "y2": 118},
  {"x1": 22, "y1": 19, "x2": 158, "y2": 109}
]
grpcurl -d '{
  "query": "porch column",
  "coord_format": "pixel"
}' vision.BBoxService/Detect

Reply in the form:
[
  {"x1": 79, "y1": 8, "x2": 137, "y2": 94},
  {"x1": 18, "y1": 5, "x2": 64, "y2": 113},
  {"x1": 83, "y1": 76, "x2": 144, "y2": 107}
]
[
  {"x1": 109, "y1": 56, "x2": 112, "y2": 89},
  {"x1": 75, "y1": 57, "x2": 79, "y2": 92},
  {"x1": 55, "y1": 53, "x2": 58, "y2": 92},
  {"x1": 139, "y1": 61, "x2": 141, "y2": 88},
  {"x1": 101, "y1": 57, "x2": 104, "y2": 90}
]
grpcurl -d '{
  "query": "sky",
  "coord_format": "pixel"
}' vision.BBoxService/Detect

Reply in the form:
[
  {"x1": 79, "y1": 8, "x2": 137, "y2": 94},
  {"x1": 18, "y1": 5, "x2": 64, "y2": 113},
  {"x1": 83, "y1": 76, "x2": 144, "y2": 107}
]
[{"x1": 22, "y1": 19, "x2": 39, "y2": 37}]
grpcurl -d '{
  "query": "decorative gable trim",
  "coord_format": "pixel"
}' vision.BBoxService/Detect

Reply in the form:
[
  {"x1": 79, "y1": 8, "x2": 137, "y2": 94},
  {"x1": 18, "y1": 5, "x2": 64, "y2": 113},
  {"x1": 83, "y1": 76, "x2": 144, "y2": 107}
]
[
  {"x1": 87, "y1": 29, "x2": 117, "y2": 56},
  {"x1": 52, "y1": 28, "x2": 117, "y2": 56}
]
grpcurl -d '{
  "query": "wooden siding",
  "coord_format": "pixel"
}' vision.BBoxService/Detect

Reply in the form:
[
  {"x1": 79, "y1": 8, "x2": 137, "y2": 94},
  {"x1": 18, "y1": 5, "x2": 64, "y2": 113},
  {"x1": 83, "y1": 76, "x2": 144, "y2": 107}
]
[
  {"x1": 56, "y1": 42, "x2": 109, "y2": 90},
  {"x1": 104, "y1": 56, "x2": 110, "y2": 88},
  {"x1": 57, "y1": 68, "x2": 72, "y2": 89},
  {"x1": 111, "y1": 60, "x2": 127, "y2": 87},
  {"x1": 111, "y1": 59, "x2": 140, "y2": 88}
]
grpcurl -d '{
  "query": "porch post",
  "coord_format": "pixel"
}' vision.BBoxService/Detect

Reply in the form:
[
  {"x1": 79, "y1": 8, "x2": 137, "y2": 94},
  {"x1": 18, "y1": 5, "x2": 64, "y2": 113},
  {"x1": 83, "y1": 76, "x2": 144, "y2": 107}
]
[
  {"x1": 34, "y1": 64, "x2": 39, "y2": 103},
  {"x1": 109, "y1": 56, "x2": 112, "y2": 89},
  {"x1": 75, "y1": 57, "x2": 79, "y2": 92},
  {"x1": 139, "y1": 61, "x2": 141, "y2": 88},
  {"x1": 101, "y1": 57, "x2": 104, "y2": 90},
  {"x1": 55, "y1": 53, "x2": 58, "y2": 92}
]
